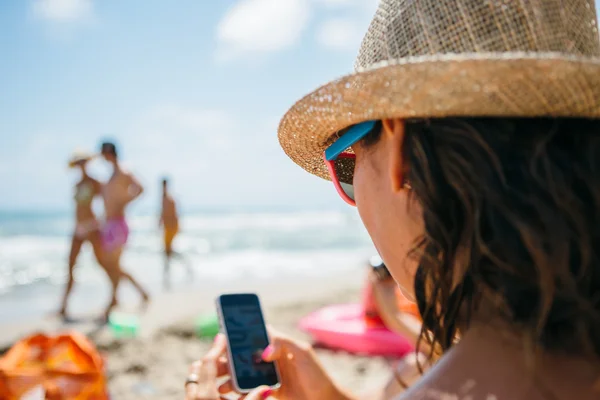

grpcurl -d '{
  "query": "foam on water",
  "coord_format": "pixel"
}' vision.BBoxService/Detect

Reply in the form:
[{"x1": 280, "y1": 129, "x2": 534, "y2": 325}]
[{"x1": 0, "y1": 210, "x2": 375, "y2": 322}]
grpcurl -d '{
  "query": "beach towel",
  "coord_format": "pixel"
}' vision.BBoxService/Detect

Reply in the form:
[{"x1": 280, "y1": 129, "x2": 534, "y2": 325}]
[{"x1": 0, "y1": 331, "x2": 108, "y2": 399}]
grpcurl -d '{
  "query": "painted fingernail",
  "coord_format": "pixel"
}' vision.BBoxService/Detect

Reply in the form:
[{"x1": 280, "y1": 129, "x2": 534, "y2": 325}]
[
  {"x1": 261, "y1": 345, "x2": 274, "y2": 361},
  {"x1": 213, "y1": 333, "x2": 223, "y2": 344},
  {"x1": 262, "y1": 388, "x2": 273, "y2": 399}
]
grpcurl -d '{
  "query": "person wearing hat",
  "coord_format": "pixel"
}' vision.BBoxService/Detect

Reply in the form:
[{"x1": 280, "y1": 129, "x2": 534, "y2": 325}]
[
  {"x1": 185, "y1": 0, "x2": 600, "y2": 399},
  {"x1": 60, "y1": 151, "x2": 103, "y2": 321}
]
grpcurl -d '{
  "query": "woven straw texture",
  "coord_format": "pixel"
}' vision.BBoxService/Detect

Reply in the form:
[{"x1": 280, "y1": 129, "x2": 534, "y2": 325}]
[
  {"x1": 278, "y1": 0, "x2": 600, "y2": 181},
  {"x1": 68, "y1": 150, "x2": 95, "y2": 168}
]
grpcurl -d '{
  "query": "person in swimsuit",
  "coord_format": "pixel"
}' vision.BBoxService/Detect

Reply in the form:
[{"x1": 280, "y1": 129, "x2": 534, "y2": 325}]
[
  {"x1": 99, "y1": 141, "x2": 149, "y2": 320},
  {"x1": 159, "y1": 177, "x2": 192, "y2": 288},
  {"x1": 59, "y1": 152, "x2": 104, "y2": 321},
  {"x1": 367, "y1": 258, "x2": 433, "y2": 395},
  {"x1": 362, "y1": 256, "x2": 430, "y2": 395}
]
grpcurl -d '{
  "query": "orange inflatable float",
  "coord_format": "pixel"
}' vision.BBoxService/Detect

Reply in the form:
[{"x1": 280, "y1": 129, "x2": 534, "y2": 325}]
[{"x1": 0, "y1": 331, "x2": 108, "y2": 399}]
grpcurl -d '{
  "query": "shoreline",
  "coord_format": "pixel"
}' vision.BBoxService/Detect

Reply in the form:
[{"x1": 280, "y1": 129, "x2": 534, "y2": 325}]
[{"x1": 0, "y1": 268, "x2": 365, "y2": 349}]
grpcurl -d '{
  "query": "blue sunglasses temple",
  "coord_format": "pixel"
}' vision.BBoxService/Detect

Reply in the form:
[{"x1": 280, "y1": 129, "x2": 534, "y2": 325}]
[{"x1": 324, "y1": 120, "x2": 377, "y2": 161}]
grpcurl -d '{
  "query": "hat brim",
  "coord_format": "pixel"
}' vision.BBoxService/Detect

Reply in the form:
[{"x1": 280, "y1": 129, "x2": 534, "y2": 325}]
[
  {"x1": 278, "y1": 52, "x2": 600, "y2": 181},
  {"x1": 68, "y1": 154, "x2": 96, "y2": 168}
]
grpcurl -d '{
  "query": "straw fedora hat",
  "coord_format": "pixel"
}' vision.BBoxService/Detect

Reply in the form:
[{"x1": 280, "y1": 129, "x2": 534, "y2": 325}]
[
  {"x1": 278, "y1": 0, "x2": 600, "y2": 181},
  {"x1": 68, "y1": 150, "x2": 96, "y2": 168}
]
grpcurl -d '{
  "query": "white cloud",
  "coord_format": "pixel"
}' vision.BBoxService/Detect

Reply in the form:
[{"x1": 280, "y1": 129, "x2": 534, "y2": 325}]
[
  {"x1": 216, "y1": 0, "x2": 311, "y2": 60},
  {"x1": 32, "y1": 0, "x2": 93, "y2": 23},
  {"x1": 316, "y1": 18, "x2": 363, "y2": 51}
]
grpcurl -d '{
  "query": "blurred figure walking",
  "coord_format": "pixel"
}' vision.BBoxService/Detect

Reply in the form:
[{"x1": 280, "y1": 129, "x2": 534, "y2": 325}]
[
  {"x1": 159, "y1": 177, "x2": 192, "y2": 289},
  {"x1": 99, "y1": 141, "x2": 150, "y2": 320},
  {"x1": 59, "y1": 152, "x2": 104, "y2": 321}
]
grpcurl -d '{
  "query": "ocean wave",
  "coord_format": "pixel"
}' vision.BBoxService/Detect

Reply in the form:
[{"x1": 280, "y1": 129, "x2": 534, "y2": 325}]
[{"x1": 0, "y1": 211, "x2": 374, "y2": 297}]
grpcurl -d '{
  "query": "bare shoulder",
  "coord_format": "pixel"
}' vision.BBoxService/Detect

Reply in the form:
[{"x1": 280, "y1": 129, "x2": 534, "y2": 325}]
[
  {"x1": 117, "y1": 167, "x2": 132, "y2": 177},
  {"x1": 117, "y1": 168, "x2": 137, "y2": 183},
  {"x1": 89, "y1": 178, "x2": 103, "y2": 193},
  {"x1": 396, "y1": 355, "x2": 543, "y2": 400},
  {"x1": 392, "y1": 349, "x2": 501, "y2": 400},
  {"x1": 398, "y1": 383, "x2": 497, "y2": 400}
]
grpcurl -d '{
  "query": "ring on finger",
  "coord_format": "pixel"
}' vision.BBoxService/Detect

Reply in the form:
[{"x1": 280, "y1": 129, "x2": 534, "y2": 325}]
[{"x1": 185, "y1": 373, "x2": 200, "y2": 387}]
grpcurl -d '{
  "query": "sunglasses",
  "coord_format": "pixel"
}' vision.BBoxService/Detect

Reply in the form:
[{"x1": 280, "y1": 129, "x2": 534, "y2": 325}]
[{"x1": 323, "y1": 120, "x2": 377, "y2": 206}]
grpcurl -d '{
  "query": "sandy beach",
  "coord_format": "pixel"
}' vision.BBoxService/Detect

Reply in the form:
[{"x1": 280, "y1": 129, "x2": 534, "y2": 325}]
[{"x1": 1, "y1": 271, "x2": 396, "y2": 399}]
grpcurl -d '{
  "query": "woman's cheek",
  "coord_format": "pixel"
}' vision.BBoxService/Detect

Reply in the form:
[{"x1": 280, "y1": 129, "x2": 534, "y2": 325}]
[{"x1": 353, "y1": 157, "x2": 367, "y2": 210}]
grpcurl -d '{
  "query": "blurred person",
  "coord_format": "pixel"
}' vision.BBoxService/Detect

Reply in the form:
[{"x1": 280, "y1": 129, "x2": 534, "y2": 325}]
[
  {"x1": 59, "y1": 152, "x2": 104, "y2": 321},
  {"x1": 364, "y1": 256, "x2": 432, "y2": 394},
  {"x1": 159, "y1": 177, "x2": 192, "y2": 289},
  {"x1": 365, "y1": 256, "x2": 424, "y2": 349},
  {"x1": 185, "y1": 0, "x2": 600, "y2": 399},
  {"x1": 99, "y1": 141, "x2": 149, "y2": 320}
]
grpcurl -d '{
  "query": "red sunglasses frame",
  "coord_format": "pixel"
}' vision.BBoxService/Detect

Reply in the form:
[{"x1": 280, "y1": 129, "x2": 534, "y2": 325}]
[{"x1": 323, "y1": 152, "x2": 356, "y2": 206}]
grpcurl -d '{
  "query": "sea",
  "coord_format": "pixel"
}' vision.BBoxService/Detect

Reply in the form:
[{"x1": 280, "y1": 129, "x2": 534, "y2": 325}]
[{"x1": 0, "y1": 209, "x2": 375, "y2": 324}]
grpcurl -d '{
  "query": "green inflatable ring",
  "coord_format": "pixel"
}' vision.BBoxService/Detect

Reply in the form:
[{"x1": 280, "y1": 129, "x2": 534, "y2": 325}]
[
  {"x1": 108, "y1": 312, "x2": 140, "y2": 338},
  {"x1": 196, "y1": 313, "x2": 220, "y2": 339}
]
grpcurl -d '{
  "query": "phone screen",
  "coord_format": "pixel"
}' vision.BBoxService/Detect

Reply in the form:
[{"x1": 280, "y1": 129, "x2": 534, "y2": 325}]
[{"x1": 218, "y1": 294, "x2": 279, "y2": 390}]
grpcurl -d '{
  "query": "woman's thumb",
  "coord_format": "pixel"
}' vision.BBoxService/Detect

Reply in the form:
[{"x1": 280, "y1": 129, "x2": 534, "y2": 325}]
[
  {"x1": 261, "y1": 343, "x2": 279, "y2": 362},
  {"x1": 244, "y1": 386, "x2": 273, "y2": 399},
  {"x1": 261, "y1": 335, "x2": 296, "y2": 362}
]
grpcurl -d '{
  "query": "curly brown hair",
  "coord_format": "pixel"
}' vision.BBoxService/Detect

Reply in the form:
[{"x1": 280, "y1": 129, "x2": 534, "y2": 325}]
[{"x1": 363, "y1": 117, "x2": 600, "y2": 361}]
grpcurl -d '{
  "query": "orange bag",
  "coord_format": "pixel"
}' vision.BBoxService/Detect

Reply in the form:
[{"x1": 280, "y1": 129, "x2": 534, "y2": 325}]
[{"x1": 0, "y1": 331, "x2": 109, "y2": 400}]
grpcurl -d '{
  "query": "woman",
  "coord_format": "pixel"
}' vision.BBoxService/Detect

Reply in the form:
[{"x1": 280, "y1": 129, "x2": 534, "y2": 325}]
[
  {"x1": 59, "y1": 152, "x2": 104, "y2": 321},
  {"x1": 186, "y1": 0, "x2": 600, "y2": 399}
]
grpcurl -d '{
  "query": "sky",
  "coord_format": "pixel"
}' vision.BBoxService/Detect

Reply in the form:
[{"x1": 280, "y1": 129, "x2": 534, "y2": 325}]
[{"x1": 0, "y1": 0, "x2": 378, "y2": 212}]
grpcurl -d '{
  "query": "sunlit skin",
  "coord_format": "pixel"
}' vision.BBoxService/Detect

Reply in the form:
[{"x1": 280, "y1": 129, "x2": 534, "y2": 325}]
[
  {"x1": 160, "y1": 180, "x2": 179, "y2": 258},
  {"x1": 352, "y1": 119, "x2": 423, "y2": 302},
  {"x1": 59, "y1": 159, "x2": 105, "y2": 320},
  {"x1": 159, "y1": 179, "x2": 194, "y2": 289},
  {"x1": 73, "y1": 161, "x2": 102, "y2": 224},
  {"x1": 99, "y1": 146, "x2": 150, "y2": 320}
]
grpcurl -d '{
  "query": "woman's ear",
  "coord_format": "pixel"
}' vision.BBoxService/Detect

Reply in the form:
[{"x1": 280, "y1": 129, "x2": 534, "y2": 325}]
[{"x1": 382, "y1": 119, "x2": 406, "y2": 193}]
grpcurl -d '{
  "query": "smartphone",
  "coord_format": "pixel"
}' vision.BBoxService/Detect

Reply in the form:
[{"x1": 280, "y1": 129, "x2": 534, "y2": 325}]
[{"x1": 216, "y1": 293, "x2": 281, "y2": 393}]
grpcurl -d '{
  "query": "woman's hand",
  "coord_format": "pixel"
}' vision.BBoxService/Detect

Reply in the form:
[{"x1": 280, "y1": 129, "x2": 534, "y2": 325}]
[
  {"x1": 184, "y1": 334, "x2": 273, "y2": 400},
  {"x1": 259, "y1": 330, "x2": 354, "y2": 400},
  {"x1": 185, "y1": 331, "x2": 355, "y2": 400}
]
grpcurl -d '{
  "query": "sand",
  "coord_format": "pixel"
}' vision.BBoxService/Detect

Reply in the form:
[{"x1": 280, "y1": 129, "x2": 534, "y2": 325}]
[
  {"x1": 1, "y1": 271, "x2": 397, "y2": 399},
  {"x1": 98, "y1": 284, "x2": 392, "y2": 399}
]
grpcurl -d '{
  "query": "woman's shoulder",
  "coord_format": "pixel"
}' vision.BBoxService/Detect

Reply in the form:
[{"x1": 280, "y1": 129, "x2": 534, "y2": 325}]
[
  {"x1": 394, "y1": 336, "x2": 585, "y2": 400},
  {"x1": 82, "y1": 177, "x2": 103, "y2": 192},
  {"x1": 388, "y1": 354, "x2": 474, "y2": 400},
  {"x1": 396, "y1": 361, "x2": 507, "y2": 400}
]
